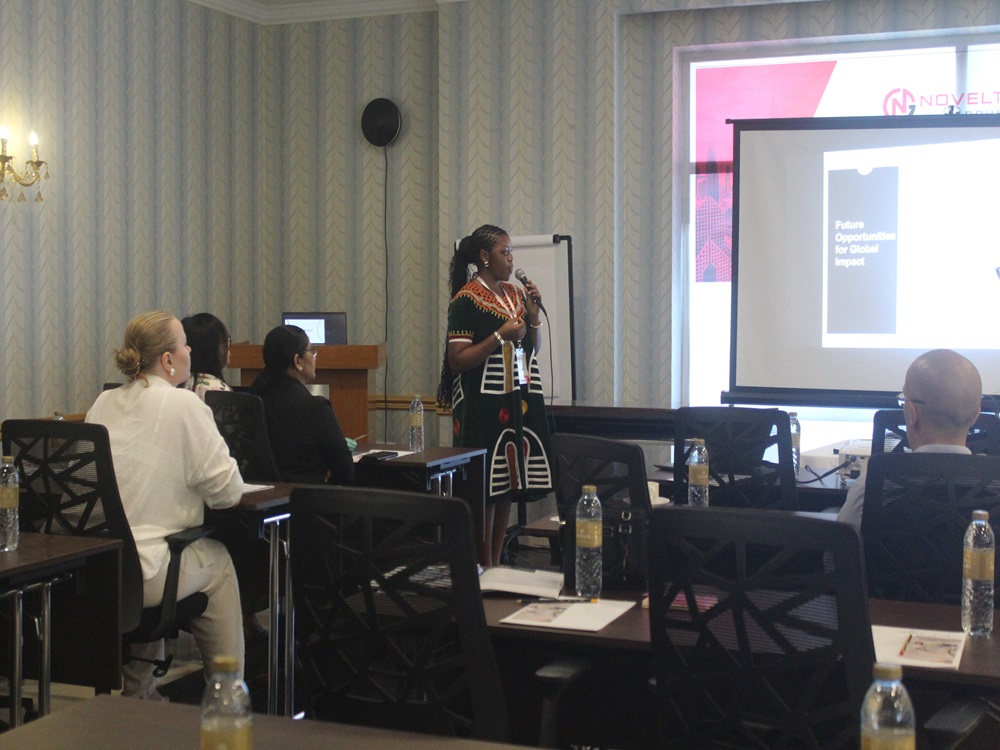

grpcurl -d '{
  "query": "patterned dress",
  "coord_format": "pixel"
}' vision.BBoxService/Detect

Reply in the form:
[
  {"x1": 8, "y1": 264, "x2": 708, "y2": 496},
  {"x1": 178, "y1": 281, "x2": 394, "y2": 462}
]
[
  {"x1": 185, "y1": 372, "x2": 232, "y2": 401},
  {"x1": 447, "y1": 279, "x2": 553, "y2": 501}
]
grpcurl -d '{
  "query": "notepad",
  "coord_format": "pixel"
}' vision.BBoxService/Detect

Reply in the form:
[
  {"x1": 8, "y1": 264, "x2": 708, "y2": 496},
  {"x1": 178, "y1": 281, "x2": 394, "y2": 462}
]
[
  {"x1": 872, "y1": 625, "x2": 967, "y2": 670},
  {"x1": 501, "y1": 599, "x2": 635, "y2": 632}
]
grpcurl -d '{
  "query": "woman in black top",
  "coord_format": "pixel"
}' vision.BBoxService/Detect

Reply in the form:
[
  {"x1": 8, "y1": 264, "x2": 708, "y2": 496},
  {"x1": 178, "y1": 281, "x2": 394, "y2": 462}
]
[{"x1": 251, "y1": 325, "x2": 354, "y2": 484}]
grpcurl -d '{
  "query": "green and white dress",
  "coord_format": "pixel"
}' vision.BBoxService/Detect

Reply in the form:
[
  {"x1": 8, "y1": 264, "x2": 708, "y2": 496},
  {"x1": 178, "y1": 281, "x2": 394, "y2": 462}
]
[{"x1": 446, "y1": 279, "x2": 553, "y2": 501}]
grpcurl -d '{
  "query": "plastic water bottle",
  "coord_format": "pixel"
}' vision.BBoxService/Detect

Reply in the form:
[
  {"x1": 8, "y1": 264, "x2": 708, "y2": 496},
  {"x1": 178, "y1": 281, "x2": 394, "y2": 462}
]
[
  {"x1": 789, "y1": 411, "x2": 801, "y2": 477},
  {"x1": 201, "y1": 655, "x2": 252, "y2": 750},
  {"x1": 575, "y1": 484, "x2": 602, "y2": 599},
  {"x1": 962, "y1": 509, "x2": 995, "y2": 636},
  {"x1": 860, "y1": 662, "x2": 915, "y2": 750},
  {"x1": 686, "y1": 439, "x2": 709, "y2": 507},
  {"x1": 0, "y1": 456, "x2": 20, "y2": 552},
  {"x1": 408, "y1": 394, "x2": 424, "y2": 452}
]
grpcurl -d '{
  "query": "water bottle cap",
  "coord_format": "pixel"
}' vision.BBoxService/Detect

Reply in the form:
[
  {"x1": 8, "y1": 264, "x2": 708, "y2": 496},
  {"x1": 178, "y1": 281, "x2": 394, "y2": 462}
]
[
  {"x1": 973, "y1": 510, "x2": 989, "y2": 521},
  {"x1": 789, "y1": 411, "x2": 797, "y2": 417},
  {"x1": 211, "y1": 655, "x2": 239, "y2": 672},
  {"x1": 582, "y1": 484, "x2": 597, "y2": 494},
  {"x1": 1, "y1": 456, "x2": 11, "y2": 463},
  {"x1": 873, "y1": 662, "x2": 902, "y2": 681},
  {"x1": 692, "y1": 438, "x2": 705, "y2": 445}
]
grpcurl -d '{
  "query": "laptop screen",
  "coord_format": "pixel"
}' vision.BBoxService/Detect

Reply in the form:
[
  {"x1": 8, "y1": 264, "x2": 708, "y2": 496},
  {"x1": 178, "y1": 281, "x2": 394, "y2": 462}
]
[{"x1": 281, "y1": 312, "x2": 347, "y2": 345}]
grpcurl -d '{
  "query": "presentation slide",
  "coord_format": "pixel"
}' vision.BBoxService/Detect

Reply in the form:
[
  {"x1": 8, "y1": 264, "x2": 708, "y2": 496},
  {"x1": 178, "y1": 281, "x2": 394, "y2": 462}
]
[{"x1": 731, "y1": 115, "x2": 1000, "y2": 403}]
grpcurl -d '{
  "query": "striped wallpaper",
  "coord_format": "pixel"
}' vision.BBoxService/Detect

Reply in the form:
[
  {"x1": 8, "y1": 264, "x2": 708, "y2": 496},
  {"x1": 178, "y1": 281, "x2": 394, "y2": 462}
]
[{"x1": 0, "y1": 0, "x2": 997, "y2": 445}]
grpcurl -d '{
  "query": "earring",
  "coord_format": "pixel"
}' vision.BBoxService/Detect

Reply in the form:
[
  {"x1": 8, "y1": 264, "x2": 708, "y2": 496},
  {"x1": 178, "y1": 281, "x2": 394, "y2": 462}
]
[
  {"x1": 297, "y1": 366, "x2": 303, "y2": 372},
  {"x1": 170, "y1": 366, "x2": 176, "y2": 377},
  {"x1": 483, "y1": 260, "x2": 490, "y2": 268}
]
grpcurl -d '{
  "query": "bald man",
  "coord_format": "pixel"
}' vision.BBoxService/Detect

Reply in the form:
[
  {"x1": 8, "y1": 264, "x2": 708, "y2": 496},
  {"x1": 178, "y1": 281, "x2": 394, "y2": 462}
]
[{"x1": 836, "y1": 349, "x2": 983, "y2": 530}]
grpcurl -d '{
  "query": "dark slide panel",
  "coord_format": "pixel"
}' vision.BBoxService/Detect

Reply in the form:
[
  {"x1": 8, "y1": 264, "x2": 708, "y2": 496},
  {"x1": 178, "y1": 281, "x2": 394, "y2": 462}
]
[{"x1": 826, "y1": 166, "x2": 898, "y2": 335}]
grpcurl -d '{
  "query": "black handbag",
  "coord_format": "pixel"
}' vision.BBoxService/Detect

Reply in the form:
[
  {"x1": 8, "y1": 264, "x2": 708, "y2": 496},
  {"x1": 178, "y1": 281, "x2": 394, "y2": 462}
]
[{"x1": 560, "y1": 502, "x2": 648, "y2": 592}]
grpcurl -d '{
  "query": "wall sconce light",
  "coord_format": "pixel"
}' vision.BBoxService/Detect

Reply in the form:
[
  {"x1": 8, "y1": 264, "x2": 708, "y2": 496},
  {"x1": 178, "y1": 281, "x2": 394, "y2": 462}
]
[{"x1": 0, "y1": 125, "x2": 50, "y2": 202}]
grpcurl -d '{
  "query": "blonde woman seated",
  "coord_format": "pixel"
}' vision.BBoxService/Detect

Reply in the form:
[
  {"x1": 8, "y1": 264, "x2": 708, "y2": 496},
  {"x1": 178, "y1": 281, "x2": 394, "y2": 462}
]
[{"x1": 87, "y1": 311, "x2": 246, "y2": 699}]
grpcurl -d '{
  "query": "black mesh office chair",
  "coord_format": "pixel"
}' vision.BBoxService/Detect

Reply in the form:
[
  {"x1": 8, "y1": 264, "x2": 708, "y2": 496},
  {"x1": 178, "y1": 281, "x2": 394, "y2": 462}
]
[
  {"x1": 551, "y1": 433, "x2": 651, "y2": 591},
  {"x1": 2, "y1": 419, "x2": 212, "y2": 678},
  {"x1": 871, "y1": 409, "x2": 1000, "y2": 455},
  {"x1": 861, "y1": 451, "x2": 1000, "y2": 604},
  {"x1": 671, "y1": 406, "x2": 798, "y2": 510},
  {"x1": 861, "y1": 451, "x2": 998, "y2": 747},
  {"x1": 289, "y1": 485, "x2": 509, "y2": 740},
  {"x1": 204, "y1": 390, "x2": 281, "y2": 482},
  {"x1": 647, "y1": 505, "x2": 874, "y2": 748}
]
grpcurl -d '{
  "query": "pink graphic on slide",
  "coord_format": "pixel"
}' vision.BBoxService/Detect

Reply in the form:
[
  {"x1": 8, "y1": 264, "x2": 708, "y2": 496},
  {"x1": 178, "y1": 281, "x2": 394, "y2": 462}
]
[{"x1": 694, "y1": 62, "x2": 836, "y2": 281}]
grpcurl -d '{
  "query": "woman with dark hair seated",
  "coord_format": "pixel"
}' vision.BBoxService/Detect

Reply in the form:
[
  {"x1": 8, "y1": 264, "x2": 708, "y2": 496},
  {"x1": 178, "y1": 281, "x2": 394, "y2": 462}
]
[
  {"x1": 181, "y1": 312, "x2": 232, "y2": 398},
  {"x1": 250, "y1": 325, "x2": 354, "y2": 484}
]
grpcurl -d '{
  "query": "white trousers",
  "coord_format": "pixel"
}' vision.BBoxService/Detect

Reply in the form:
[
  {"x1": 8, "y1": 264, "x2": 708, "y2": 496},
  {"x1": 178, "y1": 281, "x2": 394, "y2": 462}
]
[{"x1": 122, "y1": 537, "x2": 245, "y2": 698}]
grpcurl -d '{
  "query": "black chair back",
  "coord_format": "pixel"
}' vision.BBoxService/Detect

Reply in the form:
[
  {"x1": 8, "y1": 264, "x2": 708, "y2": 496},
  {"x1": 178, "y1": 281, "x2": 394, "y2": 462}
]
[
  {"x1": 648, "y1": 505, "x2": 873, "y2": 749},
  {"x1": 2, "y1": 419, "x2": 145, "y2": 632},
  {"x1": 551, "y1": 433, "x2": 650, "y2": 590},
  {"x1": 2, "y1": 418, "x2": 212, "y2": 653},
  {"x1": 289, "y1": 485, "x2": 508, "y2": 742},
  {"x1": 205, "y1": 390, "x2": 281, "y2": 482},
  {"x1": 871, "y1": 409, "x2": 1000, "y2": 455},
  {"x1": 671, "y1": 406, "x2": 797, "y2": 509},
  {"x1": 862, "y1": 451, "x2": 1000, "y2": 603}
]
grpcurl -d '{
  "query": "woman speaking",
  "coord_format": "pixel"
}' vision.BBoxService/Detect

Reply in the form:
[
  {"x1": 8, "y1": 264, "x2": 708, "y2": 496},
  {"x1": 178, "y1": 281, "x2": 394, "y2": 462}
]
[{"x1": 437, "y1": 224, "x2": 554, "y2": 566}]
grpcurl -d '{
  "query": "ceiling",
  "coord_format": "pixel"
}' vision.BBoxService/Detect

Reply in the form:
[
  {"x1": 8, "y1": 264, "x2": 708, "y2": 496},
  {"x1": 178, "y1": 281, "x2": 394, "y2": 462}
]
[{"x1": 187, "y1": 0, "x2": 463, "y2": 24}]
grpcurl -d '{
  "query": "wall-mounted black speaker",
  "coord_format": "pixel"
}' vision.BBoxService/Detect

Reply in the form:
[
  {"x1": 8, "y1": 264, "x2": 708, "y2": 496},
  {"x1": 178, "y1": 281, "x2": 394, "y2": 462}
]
[{"x1": 361, "y1": 98, "x2": 401, "y2": 147}]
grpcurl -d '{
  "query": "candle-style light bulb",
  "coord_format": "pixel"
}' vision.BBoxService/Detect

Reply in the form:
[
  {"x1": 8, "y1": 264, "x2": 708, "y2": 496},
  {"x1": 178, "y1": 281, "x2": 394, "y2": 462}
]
[
  {"x1": 0, "y1": 125, "x2": 7, "y2": 157},
  {"x1": 28, "y1": 131, "x2": 38, "y2": 161}
]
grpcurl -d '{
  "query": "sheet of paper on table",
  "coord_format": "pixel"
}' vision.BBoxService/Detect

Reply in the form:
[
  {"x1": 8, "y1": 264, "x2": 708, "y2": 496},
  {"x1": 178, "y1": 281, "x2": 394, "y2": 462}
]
[
  {"x1": 872, "y1": 625, "x2": 967, "y2": 670},
  {"x1": 501, "y1": 599, "x2": 635, "y2": 632},
  {"x1": 242, "y1": 483, "x2": 274, "y2": 493}
]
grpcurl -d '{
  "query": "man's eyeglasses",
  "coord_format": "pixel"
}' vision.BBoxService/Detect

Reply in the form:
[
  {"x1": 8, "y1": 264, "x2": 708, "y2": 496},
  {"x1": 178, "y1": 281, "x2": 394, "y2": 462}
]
[{"x1": 897, "y1": 392, "x2": 926, "y2": 408}]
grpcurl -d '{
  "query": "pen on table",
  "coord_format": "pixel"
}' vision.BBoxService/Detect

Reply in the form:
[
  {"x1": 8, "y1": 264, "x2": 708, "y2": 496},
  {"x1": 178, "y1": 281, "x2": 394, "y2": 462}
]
[
  {"x1": 515, "y1": 597, "x2": 598, "y2": 604},
  {"x1": 353, "y1": 434, "x2": 368, "y2": 441},
  {"x1": 899, "y1": 633, "x2": 913, "y2": 656}
]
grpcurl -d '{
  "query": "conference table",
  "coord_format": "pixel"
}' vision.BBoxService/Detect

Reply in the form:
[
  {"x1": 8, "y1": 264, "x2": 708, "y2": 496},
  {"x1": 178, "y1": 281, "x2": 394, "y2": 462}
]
[
  {"x1": 0, "y1": 693, "x2": 524, "y2": 750},
  {"x1": 222, "y1": 443, "x2": 487, "y2": 716},
  {"x1": 0, "y1": 533, "x2": 121, "y2": 728},
  {"x1": 483, "y1": 593, "x2": 1000, "y2": 746}
]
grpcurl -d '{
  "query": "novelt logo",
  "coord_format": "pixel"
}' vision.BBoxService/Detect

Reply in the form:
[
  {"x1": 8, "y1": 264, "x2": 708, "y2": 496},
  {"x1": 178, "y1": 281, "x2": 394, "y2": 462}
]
[{"x1": 883, "y1": 87, "x2": 1000, "y2": 115}]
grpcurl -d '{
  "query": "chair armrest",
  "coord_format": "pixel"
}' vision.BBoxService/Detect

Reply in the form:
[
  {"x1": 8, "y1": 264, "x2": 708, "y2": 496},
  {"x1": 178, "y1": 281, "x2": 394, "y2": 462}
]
[
  {"x1": 924, "y1": 697, "x2": 987, "y2": 750},
  {"x1": 144, "y1": 525, "x2": 215, "y2": 642},
  {"x1": 535, "y1": 657, "x2": 593, "y2": 747},
  {"x1": 163, "y1": 524, "x2": 214, "y2": 552}
]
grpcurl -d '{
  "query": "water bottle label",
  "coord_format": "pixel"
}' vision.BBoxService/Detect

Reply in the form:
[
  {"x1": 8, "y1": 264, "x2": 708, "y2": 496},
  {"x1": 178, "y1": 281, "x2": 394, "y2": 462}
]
[
  {"x1": 791, "y1": 433, "x2": 800, "y2": 450},
  {"x1": 576, "y1": 518, "x2": 602, "y2": 549},
  {"x1": 963, "y1": 548, "x2": 994, "y2": 581},
  {"x1": 689, "y1": 464, "x2": 709, "y2": 486},
  {"x1": 409, "y1": 411, "x2": 423, "y2": 428},
  {"x1": 201, "y1": 723, "x2": 252, "y2": 750},
  {"x1": 0, "y1": 487, "x2": 17, "y2": 510},
  {"x1": 861, "y1": 732, "x2": 915, "y2": 750}
]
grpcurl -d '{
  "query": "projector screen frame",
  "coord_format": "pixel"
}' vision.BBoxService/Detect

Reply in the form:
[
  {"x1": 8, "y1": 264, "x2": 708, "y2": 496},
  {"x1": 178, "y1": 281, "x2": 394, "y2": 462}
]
[{"x1": 724, "y1": 113, "x2": 1000, "y2": 410}]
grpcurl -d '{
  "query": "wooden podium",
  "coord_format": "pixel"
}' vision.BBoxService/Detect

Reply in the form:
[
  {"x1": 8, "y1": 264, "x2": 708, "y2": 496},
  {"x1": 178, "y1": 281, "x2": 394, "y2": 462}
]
[{"x1": 229, "y1": 342, "x2": 385, "y2": 440}]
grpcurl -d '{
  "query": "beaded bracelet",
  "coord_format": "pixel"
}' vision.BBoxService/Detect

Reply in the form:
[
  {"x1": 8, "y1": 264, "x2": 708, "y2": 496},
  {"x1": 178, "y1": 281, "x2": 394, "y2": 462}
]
[
  {"x1": 493, "y1": 331, "x2": 504, "y2": 346},
  {"x1": 529, "y1": 320, "x2": 543, "y2": 329}
]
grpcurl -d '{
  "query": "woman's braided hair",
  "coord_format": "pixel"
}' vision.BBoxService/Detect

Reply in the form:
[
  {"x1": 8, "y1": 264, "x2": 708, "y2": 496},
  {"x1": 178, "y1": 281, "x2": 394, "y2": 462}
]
[{"x1": 436, "y1": 224, "x2": 508, "y2": 408}]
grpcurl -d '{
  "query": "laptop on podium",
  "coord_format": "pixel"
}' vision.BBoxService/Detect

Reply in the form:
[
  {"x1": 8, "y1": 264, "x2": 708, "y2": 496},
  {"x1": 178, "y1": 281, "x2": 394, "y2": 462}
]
[{"x1": 282, "y1": 312, "x2": 348, "y2": 345}]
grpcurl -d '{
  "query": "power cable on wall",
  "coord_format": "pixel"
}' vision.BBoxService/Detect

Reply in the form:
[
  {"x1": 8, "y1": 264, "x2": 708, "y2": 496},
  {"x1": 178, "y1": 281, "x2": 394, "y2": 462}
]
[{"x1": 361, "y1": 98, "x2": 401, "y2": 443}]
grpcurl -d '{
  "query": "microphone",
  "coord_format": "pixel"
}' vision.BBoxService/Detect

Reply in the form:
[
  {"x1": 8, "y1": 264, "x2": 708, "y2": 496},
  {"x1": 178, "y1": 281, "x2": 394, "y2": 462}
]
[{"x1": 514, "y1": 268, "x2": 546, "y2": 314}]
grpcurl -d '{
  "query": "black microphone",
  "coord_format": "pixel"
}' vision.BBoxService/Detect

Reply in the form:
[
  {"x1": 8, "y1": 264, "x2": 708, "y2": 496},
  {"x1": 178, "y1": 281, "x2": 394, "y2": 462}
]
[{"x1": 514, "y1": 268, "x2": 546, "y2": 314}]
